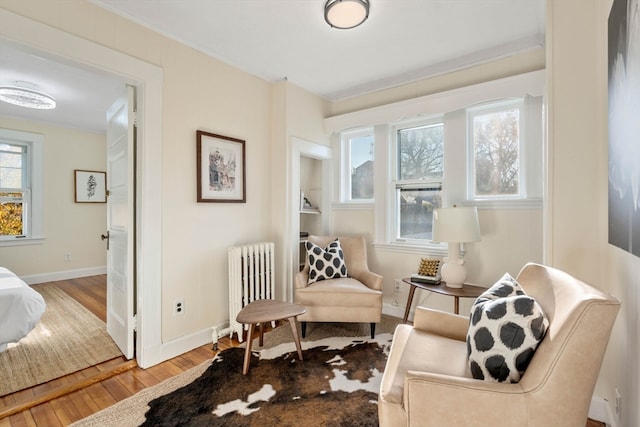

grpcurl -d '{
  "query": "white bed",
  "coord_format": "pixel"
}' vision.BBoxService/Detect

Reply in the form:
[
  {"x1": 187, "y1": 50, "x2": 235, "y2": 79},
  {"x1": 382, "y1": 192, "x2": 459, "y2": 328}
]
[{"x1": 0, "y1": 267, "x2": 46, "y2": 352}]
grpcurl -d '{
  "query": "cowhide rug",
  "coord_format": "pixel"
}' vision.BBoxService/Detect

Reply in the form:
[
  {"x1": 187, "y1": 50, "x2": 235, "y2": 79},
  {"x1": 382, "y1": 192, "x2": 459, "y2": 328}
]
[{"x1": 72, "y1": 331, "x2": 394, "y2": 427}]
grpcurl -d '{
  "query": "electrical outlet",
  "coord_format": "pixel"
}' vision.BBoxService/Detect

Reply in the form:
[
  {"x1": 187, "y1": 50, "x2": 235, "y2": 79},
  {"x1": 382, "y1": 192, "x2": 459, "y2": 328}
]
[
  {"x1": 64, "y1": 253, "x2": 71, "y2": 262},
  {"x1": 393, "y1": 280, "x2": 402, "y2": 306},
  {"x1": 174, "y1": 298, "x2": 184, "y2": 316},
  {"x1": 615, "y1": 388, "x2": 621, "y2": 417}
]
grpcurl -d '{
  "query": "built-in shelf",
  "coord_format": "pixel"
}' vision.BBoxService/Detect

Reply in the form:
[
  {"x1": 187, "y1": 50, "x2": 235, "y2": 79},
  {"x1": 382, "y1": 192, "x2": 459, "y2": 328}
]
[{"x1": 300, "y1": 208, "x2": 321, "y2": 214}]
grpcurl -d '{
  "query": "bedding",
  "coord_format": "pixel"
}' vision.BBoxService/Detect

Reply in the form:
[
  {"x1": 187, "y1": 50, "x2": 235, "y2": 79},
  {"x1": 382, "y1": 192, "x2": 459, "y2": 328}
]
[{"x1": 0, "y1": 267, "x2": 46, "y2": 352}]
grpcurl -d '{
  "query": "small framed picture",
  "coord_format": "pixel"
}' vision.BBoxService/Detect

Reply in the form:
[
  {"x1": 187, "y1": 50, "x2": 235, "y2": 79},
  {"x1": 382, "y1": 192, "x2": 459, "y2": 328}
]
[
  {"x1": 196, "y1": 130, "x2": 246, "y2": 203},
  {"x1": 74, "y1": 170, "x2": 107, "y2": 203}
]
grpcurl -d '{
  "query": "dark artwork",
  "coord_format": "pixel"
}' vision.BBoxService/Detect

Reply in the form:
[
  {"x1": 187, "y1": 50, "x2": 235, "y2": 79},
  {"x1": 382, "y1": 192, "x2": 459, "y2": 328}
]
[{"x1": 608, "y1": 0, "x2": 640, "y2": 257}]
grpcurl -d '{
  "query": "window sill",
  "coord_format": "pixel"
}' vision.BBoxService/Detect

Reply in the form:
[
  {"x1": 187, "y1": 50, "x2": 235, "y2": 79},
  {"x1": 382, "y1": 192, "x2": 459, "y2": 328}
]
[
  {"x1": 0, "y1": 236, "x2": 45, "y2": 247},
  {"x1": 332, "y1": 202, "x2": 374, "y2": 210},
  {"x1": 465, "y1": 198, "x2": 542, "y2": 210}
]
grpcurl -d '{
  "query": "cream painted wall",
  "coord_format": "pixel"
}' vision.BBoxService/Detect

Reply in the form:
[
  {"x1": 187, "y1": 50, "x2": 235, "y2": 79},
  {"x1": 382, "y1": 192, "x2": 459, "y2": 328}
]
[
  {"x1": 270, "y1": 80, "x2": 330, "y2": 299},
  {"x1": 547, "y1": 0, "x2": 639, "y2": 425},
  {"x1": 332, "y1": 207, "x2": 543, "y2": 316},
  {"x1": 328, "y1": 54, "x2": 546, "y2": 318},
  {"x1": 330, "y1": 48, "x2": 545, "y2": 116},
  {"x1": 2, "y1": 5, "x2": 636, "y2": 423},
  {"x1": 0, "y1": 0, "x2": 277, "y2": 344},
  {"x1": 0, "y1": 117, "x2": 107, "y2": 278}
]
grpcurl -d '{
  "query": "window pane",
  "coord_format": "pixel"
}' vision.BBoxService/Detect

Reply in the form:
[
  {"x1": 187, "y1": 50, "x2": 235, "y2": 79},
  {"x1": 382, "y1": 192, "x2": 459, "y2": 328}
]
[
  {"x1": 0, "y1": 193, "x2": 24, "y2": 236},
  {"x1": 398, "y1": 187, "x2": 441, "y2": 240},
  {"x1": 398, "y1": 123, "x2": 443, "y2": 181},
  {"x1": 350, "y1": 134, "x2": 374, "y2": 199},
  {"x1": 473, "y1": 109, "x2": 520, "y2": 196},
  {"x1": 0, "y1": 144, "x2": 26, "y2": 189}
]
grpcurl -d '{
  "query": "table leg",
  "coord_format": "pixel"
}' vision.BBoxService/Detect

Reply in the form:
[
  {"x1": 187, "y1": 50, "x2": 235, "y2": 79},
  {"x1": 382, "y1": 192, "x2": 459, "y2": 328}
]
[
  {"x1": 288, "y1": 317, "x2": 304, "y2": 362},
  {"x1": 403, "y1": 285, "x2": 418, "y2": 323},
  {"x1": 243, "y1": 323, "x2": 255, "y2": 375},
  {"x1": 258, "y1": 322, "x2": 264, "y2": 347},
  {"x1": 454, "y1": 297, "x2": 459, "y2": 315}
]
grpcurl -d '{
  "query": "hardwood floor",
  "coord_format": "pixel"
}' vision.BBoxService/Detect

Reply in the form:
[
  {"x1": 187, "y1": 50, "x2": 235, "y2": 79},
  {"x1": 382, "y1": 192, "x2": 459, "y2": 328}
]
[
  {"x1": 0, "y1": 276, "x2": 237, "y2": 426},
  {"x1": 0, "y1": 275, "x2": 608, "y2": 426}
]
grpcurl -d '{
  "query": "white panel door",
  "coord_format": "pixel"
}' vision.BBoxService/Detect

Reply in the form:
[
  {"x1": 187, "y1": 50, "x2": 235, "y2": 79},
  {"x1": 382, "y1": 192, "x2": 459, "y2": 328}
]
[{"x1": 105, "y1": 86, "x2": 135, "y2": 359}]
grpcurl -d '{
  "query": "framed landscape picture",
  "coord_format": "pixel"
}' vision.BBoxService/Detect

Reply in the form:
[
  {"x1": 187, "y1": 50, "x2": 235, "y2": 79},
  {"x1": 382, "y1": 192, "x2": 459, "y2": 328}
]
[
  {"x1": 196, "y1": 130, "x2": 246, "y2": 203},
  {"x1": 74, "y1": 170, "x2": 107, "y2": 203}
]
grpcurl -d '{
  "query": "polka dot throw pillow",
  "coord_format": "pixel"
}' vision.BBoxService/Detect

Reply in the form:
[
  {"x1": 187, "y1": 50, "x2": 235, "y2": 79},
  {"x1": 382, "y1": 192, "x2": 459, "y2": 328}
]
[
  {"x1": 306, "y1": 239, "x2": 348, "y2": 284},
  {"x1": 466, "y1": 273, "x2": 549, "y2": 383}
]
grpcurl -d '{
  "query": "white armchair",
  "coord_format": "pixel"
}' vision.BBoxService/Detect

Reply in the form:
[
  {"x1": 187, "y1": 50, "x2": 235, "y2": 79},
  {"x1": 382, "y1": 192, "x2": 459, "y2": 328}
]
[
  {"x1": 379, "y1": 263, "x2": 620, "y2": 426},
  {"x1": 295, "y1": 235, "x2": 383, "y2": 338}
]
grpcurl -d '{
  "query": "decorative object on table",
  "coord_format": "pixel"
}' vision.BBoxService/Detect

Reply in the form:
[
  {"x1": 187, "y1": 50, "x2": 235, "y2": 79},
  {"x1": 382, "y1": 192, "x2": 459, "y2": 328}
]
[
  {"x1": 410, "y1": 258, "x2": 441, "y2": 284},
  {"x1": 417, "y1": 258, "x2": 440, "y2": 276},
  {"x1": 432, "y1": 205, "x2": 481, "y2": 288},
  {"x1": 196, "y1": 130, "x2": 245, "y2": 203},
  {"x1": 74, "y1": 170, "x2": 106, "y2": 203}
]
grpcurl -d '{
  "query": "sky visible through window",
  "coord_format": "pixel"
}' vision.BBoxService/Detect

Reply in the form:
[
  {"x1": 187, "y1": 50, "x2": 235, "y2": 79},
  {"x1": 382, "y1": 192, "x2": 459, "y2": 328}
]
[{"x1": 351, "y1": 135, "x2": 373, "y2": 169}]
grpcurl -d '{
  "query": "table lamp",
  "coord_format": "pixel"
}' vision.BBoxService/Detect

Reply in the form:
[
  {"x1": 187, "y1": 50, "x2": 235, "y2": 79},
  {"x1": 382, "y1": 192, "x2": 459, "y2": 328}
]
[{"x1": 432, "y1": 206, "x2": 481, "y2": 288}]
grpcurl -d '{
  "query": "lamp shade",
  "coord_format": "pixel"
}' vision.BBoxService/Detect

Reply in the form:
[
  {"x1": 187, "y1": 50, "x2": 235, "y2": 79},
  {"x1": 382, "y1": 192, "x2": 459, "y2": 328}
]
[
  {"x1": 432, "y1": 206, "x2": 481, "y2": 243},
  {"x1": 324, "y1": 0, "x2": 369, "y2": 29}
]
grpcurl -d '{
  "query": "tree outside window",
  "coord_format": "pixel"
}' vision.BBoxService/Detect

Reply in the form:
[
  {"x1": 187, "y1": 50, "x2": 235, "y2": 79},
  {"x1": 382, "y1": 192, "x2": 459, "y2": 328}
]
[
  {"x1": 396, "y1": 122, "x2": 443, "y2": 240},
  {"x1": 0, "y1": 143, "x2": 27, "y2": 237},
  {"x1": 472, "y1": 107, "x2": 520, "y2": 197}
]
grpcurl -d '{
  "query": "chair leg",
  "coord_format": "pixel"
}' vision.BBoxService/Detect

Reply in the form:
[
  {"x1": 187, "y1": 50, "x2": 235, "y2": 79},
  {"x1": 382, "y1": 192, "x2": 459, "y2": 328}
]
[
  {"x1": 370, "y1": 322, "x2": 376, "y2": 338},
  {"x1": 301, "y1": 322, "x2": 307, "y2": 338}
]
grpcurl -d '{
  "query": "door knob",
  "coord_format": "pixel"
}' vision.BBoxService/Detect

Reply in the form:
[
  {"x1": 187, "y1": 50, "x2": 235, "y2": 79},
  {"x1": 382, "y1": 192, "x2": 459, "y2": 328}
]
[{"x1": 101, "y1": 231, "x2": 110, "y2": 250}]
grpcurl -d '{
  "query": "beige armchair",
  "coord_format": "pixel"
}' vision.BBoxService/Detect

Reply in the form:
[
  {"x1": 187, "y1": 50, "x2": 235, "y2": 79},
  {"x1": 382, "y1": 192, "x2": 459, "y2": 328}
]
[
  {"x1": 295, "y1": 235, "x2": 383, "y2": 338},
  {"x1": 379, "y1": 263, "x2": 620, "y2": 427}
]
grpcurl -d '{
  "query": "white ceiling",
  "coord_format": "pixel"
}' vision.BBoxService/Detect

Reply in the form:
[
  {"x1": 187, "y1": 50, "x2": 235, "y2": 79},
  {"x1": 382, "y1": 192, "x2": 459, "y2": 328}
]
[
  {"x1": 0, "y1": 39, "x2": 125, "y2": 134},
  {"x1": 0, "y1": 0, "x2": 545, "y2": 133}
]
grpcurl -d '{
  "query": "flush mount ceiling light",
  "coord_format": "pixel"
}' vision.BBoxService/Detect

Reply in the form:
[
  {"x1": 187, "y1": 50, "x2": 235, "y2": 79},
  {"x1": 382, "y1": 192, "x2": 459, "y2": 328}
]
[
  {"x1": 324, "y1": 0, "x2": 369, "y2": 29},
  {"x1": 0, "y1": 82, "x2": 56, "y2": 110}
]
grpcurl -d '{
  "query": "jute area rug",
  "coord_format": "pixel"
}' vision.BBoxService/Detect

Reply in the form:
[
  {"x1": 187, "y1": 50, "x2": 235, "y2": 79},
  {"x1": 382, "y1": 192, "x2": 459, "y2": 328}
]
[
  {"x1": 72, "y1": 316, "x2": 401, "y2": 427},
  {"x1": 0, "y1": 284, "x2": 123, "y2": 396}
]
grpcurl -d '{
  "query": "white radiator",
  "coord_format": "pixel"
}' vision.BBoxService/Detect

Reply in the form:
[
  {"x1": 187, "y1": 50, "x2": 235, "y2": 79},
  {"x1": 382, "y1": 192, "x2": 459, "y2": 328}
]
[{"x1": 224, "y1": 242, "x2": 275, "y2": 343}]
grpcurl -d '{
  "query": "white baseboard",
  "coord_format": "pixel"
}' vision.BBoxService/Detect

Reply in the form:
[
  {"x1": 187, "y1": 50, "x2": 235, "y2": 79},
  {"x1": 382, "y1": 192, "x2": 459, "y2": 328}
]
[
  {"x1": 138, "y1": 320, "x2": 229, "y2": 369},
  {"x1": 383, "y1": 302, "x2": 407, "y2": 319},
  {"x1": 22, "y1": 266, "x2": 107, "y2": 285},
  {"x1": 589, "y1": 396, "x2": 617, "y2": 427}
]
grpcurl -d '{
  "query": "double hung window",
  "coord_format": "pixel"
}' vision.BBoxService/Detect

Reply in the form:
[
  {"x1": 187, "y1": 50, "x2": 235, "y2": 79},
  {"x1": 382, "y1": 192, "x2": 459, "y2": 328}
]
[
  {"x1": 340, "y1": 128, "x2": 374, "y2": 202},
  {"x1": 0, "y1": 143, "x2": 28, "y2": 237},
  {"x1": 393, "y1": 121, "x2": 443, "y2": 242},
  {"x1": 0, "y1": 129, "x2": 43, "y2": 243},
  {"x1": 468, "y1": 100, "x2": 523, "y2": 199}
]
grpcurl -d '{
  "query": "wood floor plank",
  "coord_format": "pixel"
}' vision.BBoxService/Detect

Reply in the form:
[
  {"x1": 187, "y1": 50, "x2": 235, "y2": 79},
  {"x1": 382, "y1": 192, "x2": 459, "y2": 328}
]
[
  {"x1": 0, "y1": 276, "x2": 606, "y2": 427},
  {"x1": 28, "y1": 403, "x2": 62, "y2": 427},
  {"x1": 112, "y1": 370, "x2": 148, "y2": 396},
  {"x1": 64, "y1": 390, "x2": 101, "y2": 419},
  {"x1": 82, "y1": 383, "x2": 117, "y2": 411},
  {"x1": 98, "y1": 377, "x2": 134, "y2": 403},
  {"x1": 48, "y1": 396, "x2": 80, "y2": 427}
]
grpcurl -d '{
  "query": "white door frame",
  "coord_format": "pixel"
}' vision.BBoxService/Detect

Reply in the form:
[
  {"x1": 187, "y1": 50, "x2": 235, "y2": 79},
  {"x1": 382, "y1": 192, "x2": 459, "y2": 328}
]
[{"x1": 0, "y1": 9, "x2": 164, "y2": 368}]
